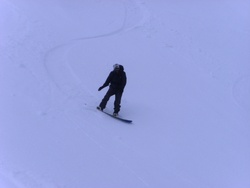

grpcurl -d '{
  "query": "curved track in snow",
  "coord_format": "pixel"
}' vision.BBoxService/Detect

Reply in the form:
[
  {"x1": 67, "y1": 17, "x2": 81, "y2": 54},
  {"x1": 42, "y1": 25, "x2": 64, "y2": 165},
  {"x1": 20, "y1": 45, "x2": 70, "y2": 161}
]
[
  {"x1": 43, "y1": 0, "x2": 151, "y2": 98},
  {"x1": 42, "y1": 1, "x2": 152, "y2": 187}
]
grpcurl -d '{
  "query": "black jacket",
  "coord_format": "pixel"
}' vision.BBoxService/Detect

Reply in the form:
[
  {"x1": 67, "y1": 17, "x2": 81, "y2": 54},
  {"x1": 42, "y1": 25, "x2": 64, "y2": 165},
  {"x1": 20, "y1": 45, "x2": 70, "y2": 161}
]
[{"x1": 102, "y1": 68, "x2": 126, "y2": 92}]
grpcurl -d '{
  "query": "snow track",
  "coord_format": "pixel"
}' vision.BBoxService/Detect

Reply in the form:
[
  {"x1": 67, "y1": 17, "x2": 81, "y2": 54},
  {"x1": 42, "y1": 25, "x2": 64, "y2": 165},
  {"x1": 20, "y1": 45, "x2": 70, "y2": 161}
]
[
  {"x1": 43, "y1": 0, "x2": 151, "y2": 96},
  {"x1": 1, "y1": 0, "x2": 250, "y2": 187},
  {"x1": 42, "y1": 0, "x2": 153, "y2": 121},
  {"x1": 41, "y1": 0, "x2": 153, "y2": 187}
]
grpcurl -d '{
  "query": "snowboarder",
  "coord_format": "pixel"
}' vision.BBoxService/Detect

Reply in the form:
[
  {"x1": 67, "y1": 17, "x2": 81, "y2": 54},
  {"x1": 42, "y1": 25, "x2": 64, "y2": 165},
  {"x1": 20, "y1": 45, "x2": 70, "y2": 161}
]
[{"x1": 97, "y1": 64, "x2": 127, "y2": 116}]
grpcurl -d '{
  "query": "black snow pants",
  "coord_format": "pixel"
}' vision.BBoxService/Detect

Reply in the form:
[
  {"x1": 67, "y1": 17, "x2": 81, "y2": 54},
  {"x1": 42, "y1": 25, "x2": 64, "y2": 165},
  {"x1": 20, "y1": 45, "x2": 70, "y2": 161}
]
[{"x1": 99, "y1": 87, "x2": 123, "y2": 113}]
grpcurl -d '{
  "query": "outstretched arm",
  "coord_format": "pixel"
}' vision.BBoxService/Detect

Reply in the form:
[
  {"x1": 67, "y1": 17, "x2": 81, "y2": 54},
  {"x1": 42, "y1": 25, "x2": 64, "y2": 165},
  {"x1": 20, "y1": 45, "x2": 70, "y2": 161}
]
[{"x1": 98, "y1": 72, "x2": 113, "y2": 91}]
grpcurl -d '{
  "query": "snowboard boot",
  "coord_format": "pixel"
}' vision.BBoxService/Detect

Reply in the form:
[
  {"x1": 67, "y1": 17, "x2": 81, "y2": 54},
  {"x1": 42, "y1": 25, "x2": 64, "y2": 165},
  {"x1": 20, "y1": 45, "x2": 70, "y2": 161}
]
[
  {"x1": 113, "y1": 112, "x2": 118, "y2": 117},
  {"x1": 97, "y1": 106, "x2": 103, "y2": 111}
]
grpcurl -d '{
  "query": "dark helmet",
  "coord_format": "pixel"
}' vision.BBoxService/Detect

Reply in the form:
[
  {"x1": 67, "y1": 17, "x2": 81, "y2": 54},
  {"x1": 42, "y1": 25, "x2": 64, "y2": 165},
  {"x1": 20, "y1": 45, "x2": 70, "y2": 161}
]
[
  {"x1": 113, "y1": 64, "x2": 124, "y2": 71},
  {"x1": 113, "y1": 64, "x2": 120, "y2": 70}
]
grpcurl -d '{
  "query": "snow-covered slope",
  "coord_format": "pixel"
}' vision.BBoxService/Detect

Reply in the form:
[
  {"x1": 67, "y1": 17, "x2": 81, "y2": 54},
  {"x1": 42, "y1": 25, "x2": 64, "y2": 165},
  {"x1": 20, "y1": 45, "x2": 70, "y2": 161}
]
[{"x1": 1, "y1": 0, "x2": 250, "y2": 187}]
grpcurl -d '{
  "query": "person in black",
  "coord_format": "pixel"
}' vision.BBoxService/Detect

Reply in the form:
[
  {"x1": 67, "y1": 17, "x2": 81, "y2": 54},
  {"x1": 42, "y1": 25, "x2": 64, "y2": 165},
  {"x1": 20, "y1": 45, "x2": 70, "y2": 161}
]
[{"x1": 97, "y1": 64, "x2": 127, "y2": 116}]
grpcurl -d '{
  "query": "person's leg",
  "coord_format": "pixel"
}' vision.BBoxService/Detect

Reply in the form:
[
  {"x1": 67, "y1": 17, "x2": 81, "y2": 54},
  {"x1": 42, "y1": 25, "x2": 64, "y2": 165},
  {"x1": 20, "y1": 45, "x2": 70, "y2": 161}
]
[
  {"x1": 114, "y1": 91, "x2": 123, "y2": 113},
  {"x1": 99, "y1": 88, "x2": 114, "y2": 110}
]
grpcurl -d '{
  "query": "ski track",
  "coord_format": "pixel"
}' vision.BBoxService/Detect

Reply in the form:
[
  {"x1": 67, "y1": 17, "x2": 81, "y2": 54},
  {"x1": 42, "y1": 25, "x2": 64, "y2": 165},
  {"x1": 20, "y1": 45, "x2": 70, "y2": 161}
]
[
  {"x1": 43, "y1": 0, "x2": 151, "y2": 97},
  {"x1": 41, "y1": 0, "x2": 151, "y2": 187},
  {"x1": 43, "y1": 0, "x2": 152, "y2": 111},
  {"x1": 3, "y1": 0, "x2": 249, "y2": 187}
]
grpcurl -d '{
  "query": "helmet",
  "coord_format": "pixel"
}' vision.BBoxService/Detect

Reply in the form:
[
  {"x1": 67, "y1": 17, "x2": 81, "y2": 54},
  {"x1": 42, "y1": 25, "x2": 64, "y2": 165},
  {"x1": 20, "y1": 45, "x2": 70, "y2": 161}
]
[{"x1": 113, "y1": 64, "x2": 120, "y2": 70}]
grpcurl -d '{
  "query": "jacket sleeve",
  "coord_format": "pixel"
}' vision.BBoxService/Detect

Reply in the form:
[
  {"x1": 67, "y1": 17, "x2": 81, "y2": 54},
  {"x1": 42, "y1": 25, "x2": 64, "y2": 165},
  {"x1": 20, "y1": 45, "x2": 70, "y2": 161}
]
[{"x1": 102, "y1": 72, "x2": 113, "y2": 88}]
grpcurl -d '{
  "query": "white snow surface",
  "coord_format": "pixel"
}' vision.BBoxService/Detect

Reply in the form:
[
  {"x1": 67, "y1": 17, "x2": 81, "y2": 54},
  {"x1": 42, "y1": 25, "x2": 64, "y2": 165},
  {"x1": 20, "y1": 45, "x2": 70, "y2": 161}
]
[{"x1": 1, "y1": 0, "x2": 250, "y2": 187}]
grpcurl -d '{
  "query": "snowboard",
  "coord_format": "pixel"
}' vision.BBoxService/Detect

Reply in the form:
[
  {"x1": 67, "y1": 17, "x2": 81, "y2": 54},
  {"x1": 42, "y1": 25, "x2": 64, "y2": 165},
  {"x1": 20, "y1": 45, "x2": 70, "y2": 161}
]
[{"x1": 97, "y1": 108, "x2": 132, "y2": 123}]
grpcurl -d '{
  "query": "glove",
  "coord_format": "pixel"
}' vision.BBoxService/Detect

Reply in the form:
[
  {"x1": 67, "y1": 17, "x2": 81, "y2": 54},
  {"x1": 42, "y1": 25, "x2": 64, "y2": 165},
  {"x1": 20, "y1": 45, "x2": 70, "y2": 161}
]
[{"x1": 98, "y1": 86, "x2": 104, "y2": 91}]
